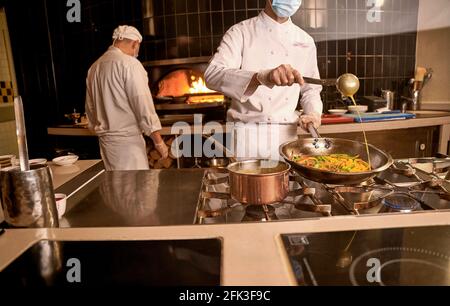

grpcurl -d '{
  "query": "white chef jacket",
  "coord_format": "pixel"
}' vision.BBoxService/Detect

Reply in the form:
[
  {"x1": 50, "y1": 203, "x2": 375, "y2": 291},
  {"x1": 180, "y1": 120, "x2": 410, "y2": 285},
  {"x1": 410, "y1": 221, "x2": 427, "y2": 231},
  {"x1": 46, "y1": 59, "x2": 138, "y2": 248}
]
[
  {"x1": 85, "y1": 46, "x2": 161, "y2": 137},
  {"x1": 205, "y1": 11, "x2": 323, "y2": 124},
  {"x1": 85, "y1": 46, "x2": 161, "y2": 170}
]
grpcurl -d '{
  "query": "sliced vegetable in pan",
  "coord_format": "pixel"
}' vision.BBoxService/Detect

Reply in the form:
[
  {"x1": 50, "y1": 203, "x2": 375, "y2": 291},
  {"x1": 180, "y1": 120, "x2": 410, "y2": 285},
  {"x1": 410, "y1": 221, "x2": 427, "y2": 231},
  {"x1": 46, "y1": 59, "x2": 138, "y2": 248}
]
[{"x1": 292, "y1": 154, "x2": 371, "y2": 173}]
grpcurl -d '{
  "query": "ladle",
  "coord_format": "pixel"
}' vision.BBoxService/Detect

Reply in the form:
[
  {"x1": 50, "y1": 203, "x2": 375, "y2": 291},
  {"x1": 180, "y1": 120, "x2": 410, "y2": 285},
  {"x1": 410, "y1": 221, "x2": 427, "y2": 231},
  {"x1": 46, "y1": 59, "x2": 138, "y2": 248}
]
[{"x1": 304, "y1": 73, "x2": 360, "y2": 98}]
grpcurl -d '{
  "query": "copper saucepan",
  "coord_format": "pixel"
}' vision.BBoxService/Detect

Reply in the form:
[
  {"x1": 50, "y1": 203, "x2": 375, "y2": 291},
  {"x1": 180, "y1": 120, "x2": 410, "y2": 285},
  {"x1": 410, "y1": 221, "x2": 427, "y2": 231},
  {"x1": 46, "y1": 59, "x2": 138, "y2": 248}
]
[
  {"x1": 227, "y1": 159, "x2": 291, "y2": 205},
  {"x1": 202, "y1": 135, "x2": 292, "y2": 205}
]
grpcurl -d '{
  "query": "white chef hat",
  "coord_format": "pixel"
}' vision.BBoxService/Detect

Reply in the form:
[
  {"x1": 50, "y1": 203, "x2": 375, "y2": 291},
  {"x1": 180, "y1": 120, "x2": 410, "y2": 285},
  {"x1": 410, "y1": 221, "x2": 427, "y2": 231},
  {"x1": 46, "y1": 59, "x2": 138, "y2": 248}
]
[{"x1": 112, "y1": 25, "x2": 143, "y2": 43}]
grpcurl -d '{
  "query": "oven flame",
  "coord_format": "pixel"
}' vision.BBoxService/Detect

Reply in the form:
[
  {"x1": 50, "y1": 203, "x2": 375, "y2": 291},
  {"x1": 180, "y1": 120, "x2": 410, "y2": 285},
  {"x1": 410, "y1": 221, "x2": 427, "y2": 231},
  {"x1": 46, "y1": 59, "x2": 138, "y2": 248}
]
[{"x1": 189, "y1": 77, "x2": 215, "y2": 94}]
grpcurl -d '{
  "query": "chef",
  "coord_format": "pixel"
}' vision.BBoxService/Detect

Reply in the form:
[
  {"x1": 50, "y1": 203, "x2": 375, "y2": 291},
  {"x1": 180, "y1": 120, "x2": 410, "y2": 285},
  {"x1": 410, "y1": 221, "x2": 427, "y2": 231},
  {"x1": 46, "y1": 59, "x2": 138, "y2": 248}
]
[
  {"x1": 205, "y1": 0, "x2": 323, "y2": 160},
  {"x1": 85, "y1": 25, "x2": 168, "y2": 171}
]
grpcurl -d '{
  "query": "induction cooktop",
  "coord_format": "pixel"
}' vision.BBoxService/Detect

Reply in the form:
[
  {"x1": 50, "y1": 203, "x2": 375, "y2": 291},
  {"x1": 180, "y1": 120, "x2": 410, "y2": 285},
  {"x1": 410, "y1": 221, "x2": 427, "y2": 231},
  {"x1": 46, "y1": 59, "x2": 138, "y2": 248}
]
[
  {"x1": 282, "y1": 226, "x2": 450, "y2": 286},
  {"x1": 0, "y1": 239, "x2": 222, "y2": 287}
]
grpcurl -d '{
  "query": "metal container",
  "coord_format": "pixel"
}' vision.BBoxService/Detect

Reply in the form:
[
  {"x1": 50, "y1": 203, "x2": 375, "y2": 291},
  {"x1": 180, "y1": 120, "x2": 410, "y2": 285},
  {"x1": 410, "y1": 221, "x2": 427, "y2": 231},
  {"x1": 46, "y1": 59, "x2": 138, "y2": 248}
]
[
  {"x1": 381, "y1": 90, "x2": 395, "y2": 111},
  {"x1": 227, "y1": 160, "x2": 291, "y2": 205},
  {"x1": 0, "y1": 165, "x2": 59, "y2": 228}
]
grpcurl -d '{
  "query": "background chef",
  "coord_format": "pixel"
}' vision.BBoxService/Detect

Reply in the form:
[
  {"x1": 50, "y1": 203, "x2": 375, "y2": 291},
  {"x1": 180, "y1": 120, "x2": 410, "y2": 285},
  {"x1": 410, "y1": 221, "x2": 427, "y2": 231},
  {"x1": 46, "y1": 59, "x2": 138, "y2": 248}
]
[{"x1": 85, "y1": 25, "x2": 168, "y2": 171}]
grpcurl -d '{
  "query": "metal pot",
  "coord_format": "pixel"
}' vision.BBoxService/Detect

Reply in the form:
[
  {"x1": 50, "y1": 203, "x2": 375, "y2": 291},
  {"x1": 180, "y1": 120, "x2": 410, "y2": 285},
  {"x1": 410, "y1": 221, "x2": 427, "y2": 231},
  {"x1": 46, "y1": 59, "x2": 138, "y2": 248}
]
[
  {"x1": 279, "y1": 125, "x2": 393, "y2": 185},
  {"x1": 203, "y1": 157, "x2": 230, "y2": 169},
  {"x1": 227, "y1": 160, "x2": 291, "y2": 205}
]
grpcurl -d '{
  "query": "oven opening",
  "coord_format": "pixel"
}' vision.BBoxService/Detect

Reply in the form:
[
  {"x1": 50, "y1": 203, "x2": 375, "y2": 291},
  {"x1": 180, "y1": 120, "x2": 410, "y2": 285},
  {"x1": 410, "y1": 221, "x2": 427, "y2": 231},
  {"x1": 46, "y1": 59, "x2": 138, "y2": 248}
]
[{"x1": 156, "y1": 68, "x2": 224, "y2": 104}]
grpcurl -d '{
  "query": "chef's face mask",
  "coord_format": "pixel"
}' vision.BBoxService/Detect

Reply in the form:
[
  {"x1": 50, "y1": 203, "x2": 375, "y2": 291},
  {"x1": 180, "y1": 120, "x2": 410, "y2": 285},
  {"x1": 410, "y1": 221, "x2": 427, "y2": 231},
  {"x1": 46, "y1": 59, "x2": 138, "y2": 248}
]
[{"x1": 271, "y1": 0, "x2": 302, "y2": 18}]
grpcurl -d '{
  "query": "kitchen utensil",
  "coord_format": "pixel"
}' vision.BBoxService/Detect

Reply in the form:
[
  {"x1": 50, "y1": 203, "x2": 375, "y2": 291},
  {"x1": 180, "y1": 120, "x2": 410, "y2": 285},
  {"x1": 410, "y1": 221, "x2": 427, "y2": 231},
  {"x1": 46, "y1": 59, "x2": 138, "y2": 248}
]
[
  {"x1": 203, "y1": 157, "x2": 230, "y2": 169},
  {"x1": 381, "y1": 90, "x2": 395, "y2": 111},
  {"x1": 279, "y1": 126, "x2": 393, "y2": 185},
  {"x1": 201, "y1": 135, "x2": 290, "y2": 205},
  {"x1": 227, "y1": 160, "x2": 291, "y2": 205},
  {"x1": 0, "y1": 165, "x2": 59, "y2": 228},
  {"x1": 336, "y1": 231, "x2": 357, "y2": 268},
  {"x1": 302, "y1": 77, "x2": 337, "y2": 87},
  {"x1": 336, "y1": 73, "x2": 360, "y2": 97},
  {"x1": 304, "y1": 73, "x2": 360, "y2": 97},
  {"x1": 14, "y1": 96, "x2": 29, "y2": 171}
]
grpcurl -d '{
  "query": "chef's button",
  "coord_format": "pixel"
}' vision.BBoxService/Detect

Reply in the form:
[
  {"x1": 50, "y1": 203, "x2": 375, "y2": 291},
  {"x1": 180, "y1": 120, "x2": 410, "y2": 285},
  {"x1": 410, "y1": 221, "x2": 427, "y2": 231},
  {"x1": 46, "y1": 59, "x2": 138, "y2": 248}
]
[{"x1": 271, "y1": 51, "x2": 274, "y2": 55}]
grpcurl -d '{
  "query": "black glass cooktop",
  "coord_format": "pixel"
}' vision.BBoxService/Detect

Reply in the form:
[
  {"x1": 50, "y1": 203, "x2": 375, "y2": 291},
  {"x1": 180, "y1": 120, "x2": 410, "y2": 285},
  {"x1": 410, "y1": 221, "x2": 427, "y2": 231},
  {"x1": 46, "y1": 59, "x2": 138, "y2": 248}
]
[
  {"x1": 0, "y1": 239, "x2": 221, "y2": 287},
  {"x1": 282, "y1": 226, "x2": 450, "y2": 286}
]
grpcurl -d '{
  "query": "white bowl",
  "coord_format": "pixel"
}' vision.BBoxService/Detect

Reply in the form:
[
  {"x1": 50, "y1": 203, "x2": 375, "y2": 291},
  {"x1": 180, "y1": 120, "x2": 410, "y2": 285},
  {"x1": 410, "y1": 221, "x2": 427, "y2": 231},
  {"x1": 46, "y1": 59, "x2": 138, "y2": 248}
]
[
  {"x1": 328, "y1": 109, "x2": 348, "y2": 115},
  {"x1": 55, "y1": 193, "x2": 67, "y2": 219},
  {"x1": 52, "y1": 155, "x2": 79, "y2": 166},
  {"x1": 348, "y1": 105, "x2": 369, "y2": 114}
]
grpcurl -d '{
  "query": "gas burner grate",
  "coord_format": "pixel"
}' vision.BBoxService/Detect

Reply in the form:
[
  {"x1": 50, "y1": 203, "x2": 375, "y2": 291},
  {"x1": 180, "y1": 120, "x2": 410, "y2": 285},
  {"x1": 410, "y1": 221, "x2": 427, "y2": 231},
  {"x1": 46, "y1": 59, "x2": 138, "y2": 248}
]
[{"x1": 195, "y1": 161, "x2": 450, "y2": 224}]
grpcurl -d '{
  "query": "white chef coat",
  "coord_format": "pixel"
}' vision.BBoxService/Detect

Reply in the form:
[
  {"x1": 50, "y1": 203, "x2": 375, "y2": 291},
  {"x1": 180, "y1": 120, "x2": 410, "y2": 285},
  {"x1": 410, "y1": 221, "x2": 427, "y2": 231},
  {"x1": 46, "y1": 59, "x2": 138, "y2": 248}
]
[
  {"x1": 85, "y1": 46, "x2": 161, "y2": 170},
  {"x1": 204, "y1": 11, "x2": 323, "y2": 160}
]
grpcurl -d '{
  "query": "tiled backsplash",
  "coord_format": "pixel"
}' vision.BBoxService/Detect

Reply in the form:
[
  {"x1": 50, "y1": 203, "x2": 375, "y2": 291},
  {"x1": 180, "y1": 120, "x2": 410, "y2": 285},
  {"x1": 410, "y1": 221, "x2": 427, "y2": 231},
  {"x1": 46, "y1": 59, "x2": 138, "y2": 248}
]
[{"x1": 141, "y1": 0, "x2": 419, "y2": 108}]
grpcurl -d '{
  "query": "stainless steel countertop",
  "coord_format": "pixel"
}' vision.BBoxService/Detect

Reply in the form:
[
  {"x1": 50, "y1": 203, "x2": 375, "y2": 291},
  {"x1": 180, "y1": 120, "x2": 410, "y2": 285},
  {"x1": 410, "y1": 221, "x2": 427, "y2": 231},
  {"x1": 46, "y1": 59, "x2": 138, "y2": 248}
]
[{"x1": 61, "y1": 169, "x2": 205, "y2": 228}]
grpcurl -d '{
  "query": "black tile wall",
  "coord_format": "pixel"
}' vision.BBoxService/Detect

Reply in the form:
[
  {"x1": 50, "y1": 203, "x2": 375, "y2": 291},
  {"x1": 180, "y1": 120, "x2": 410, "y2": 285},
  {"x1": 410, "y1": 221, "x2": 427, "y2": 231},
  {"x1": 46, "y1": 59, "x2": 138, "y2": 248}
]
[
  {"x1": 142, "y1": 0, "x2": 419, "y2": 109},
  {"x1": 142, "y1": 0, "x2": 267, "y2": 60}
]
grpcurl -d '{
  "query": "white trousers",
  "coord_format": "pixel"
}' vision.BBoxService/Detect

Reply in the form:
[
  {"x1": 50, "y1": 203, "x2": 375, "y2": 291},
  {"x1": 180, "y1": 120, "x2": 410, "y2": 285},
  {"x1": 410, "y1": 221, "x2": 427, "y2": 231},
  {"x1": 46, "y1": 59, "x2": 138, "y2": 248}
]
[
  {"x1": 231, "y1": 123, "x2": 298, "y2": 161},
  {"x1": 99, "y1": 135, "x2": 149, "y2": 171}
]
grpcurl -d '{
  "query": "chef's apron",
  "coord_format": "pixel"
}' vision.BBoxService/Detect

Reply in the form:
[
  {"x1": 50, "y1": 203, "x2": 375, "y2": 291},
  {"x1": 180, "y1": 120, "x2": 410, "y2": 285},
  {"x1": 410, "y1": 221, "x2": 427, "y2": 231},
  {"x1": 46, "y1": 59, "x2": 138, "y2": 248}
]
[
  {"x1": 231, "y1": 123, "x2": 297, "y2": 160},
  {"x1": 99, "y1": 135, "x2": 149, "y2": 171}
]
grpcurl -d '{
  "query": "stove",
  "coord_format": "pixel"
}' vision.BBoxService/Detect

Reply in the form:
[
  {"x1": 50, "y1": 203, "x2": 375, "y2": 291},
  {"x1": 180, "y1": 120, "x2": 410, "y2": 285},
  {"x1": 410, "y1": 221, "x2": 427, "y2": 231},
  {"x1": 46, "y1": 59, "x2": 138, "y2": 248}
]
[
  {"x1": 195, "y1": 159, "x2": 450, "y2": 224},
  {"x1": 0, "y1": 239, "x2": 222, "y2": 287},
  {"x1": 281, "y1": 225, "x2": 450, "y2": 286}
]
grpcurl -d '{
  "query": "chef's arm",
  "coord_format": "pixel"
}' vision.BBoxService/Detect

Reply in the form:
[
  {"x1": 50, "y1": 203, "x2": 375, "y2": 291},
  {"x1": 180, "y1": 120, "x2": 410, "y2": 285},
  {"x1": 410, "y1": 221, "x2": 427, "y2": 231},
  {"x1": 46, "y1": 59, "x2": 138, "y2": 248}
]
[
  {"x1": 125, "y1": 63, "x2": 162, "y2": 136},
  {"x1": 204, "y1": 27, "x2": 258, "y2": 103},
  {"x1": 300, "y1": 47, "x2": 323, "y2": 116},
  {"x1": 128, "y1": 95, "x2": 162, "y2": 136},
  {"x1": 85, "y1": 77, "x2": 96, "y2": 132}
]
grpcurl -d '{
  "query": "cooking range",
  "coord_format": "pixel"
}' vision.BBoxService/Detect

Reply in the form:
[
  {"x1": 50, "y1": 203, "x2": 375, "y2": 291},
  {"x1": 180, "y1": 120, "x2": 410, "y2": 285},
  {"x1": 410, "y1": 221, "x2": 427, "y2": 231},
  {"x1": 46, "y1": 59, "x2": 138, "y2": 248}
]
[
  {"x1": 196, "y1": 159, "x2": 450, "y2": 224},
  {"x1": 281, "y1": 225, "x2": 450, "y2": 286}
]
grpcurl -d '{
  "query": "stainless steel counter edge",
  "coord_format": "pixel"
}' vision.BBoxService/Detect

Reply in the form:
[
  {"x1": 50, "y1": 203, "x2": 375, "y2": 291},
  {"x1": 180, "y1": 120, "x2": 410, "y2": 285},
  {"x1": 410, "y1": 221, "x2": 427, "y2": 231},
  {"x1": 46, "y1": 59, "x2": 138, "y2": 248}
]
[
  {"x1": 1, "y1": 210, "x2": 450, "y2": 285},
  {"x1": 48, "y1": 114, "x2": 450, "y2": 136}
]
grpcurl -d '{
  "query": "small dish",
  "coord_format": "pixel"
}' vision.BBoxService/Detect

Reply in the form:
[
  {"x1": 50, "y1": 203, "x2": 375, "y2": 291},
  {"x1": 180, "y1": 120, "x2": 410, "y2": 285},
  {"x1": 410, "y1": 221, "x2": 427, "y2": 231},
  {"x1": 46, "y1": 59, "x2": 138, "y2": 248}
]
[
  {"x1": 12, "y1": 158, "x2": 47, "y2": 167},
  {"x1": 55, "y1": 193, "x2": 67, "y2": 219},
  {"x1": 328, "y1": 109, "x2": 348, "y2": 115},
  {"x1": 348, "y1": 105, "x2": 369, "y2": 114},
  {"x1": 52, "y1": 155, "x2": 79, "y2": 166}
]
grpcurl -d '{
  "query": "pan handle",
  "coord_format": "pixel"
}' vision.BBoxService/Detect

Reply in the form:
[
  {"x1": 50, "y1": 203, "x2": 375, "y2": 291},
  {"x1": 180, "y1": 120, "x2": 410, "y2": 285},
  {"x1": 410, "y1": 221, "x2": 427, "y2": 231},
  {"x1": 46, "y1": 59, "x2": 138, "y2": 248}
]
[{"x1": 307, "y1": 123, "x2": 321, "y2": 139}]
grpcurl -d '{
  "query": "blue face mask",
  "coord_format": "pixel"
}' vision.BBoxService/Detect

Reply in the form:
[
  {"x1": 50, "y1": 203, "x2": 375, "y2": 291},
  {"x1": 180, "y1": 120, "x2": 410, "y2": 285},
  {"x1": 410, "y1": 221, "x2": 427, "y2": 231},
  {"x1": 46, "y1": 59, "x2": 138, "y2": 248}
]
[{"x1": 271, "y1": 0, "x2": 302, "y2": 18}]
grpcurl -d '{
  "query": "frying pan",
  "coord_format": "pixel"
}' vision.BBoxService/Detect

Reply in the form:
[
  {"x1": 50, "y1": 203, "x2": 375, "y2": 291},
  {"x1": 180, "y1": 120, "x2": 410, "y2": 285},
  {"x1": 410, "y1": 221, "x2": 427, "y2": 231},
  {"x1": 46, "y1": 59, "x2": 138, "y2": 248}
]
[{"x1": 279, "y1": 125, "x2": 393, "y2": 185}]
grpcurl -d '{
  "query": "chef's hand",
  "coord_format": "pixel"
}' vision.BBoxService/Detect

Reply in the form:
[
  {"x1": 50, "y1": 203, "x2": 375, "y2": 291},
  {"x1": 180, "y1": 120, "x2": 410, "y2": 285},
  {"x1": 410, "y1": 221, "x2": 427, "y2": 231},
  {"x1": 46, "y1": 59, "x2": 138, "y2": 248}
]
[
  {"x1": 257, "y1": 65, "x2": 305, "y2": 88},
  {"x1": 154, "y1": 141, "x2": 169, "y2": 159},
  {"x1": 299, "y1": 113, "x2": 322, "y2": 132}
]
